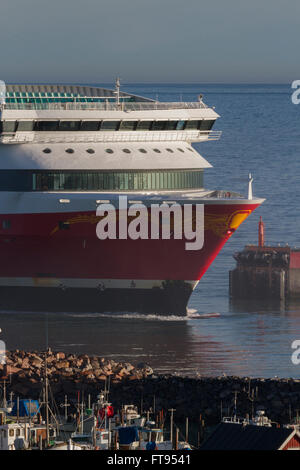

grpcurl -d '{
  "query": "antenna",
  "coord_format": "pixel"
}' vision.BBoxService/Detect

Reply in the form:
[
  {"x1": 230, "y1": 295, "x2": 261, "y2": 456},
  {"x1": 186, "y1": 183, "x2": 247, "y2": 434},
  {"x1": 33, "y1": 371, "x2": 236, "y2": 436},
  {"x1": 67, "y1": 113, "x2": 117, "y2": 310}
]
[{"x1": 115, "y1": 77, "x2": 121, "y2": 106}]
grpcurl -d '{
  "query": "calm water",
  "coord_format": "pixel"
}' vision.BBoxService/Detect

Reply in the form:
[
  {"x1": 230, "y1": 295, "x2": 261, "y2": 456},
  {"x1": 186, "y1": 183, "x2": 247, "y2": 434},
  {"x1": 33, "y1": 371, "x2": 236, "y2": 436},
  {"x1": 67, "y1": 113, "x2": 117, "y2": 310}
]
[{"x1": 1, "y1": 83, "x2": 300, "y2": 379}]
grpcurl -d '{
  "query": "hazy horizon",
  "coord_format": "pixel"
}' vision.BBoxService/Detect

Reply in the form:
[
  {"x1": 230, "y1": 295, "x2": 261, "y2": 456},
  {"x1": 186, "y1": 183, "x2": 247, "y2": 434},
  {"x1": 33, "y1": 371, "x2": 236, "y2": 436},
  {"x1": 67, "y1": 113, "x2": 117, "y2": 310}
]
[{"x1": 0, "y1": 0, "x2": 299, "y2": 84}]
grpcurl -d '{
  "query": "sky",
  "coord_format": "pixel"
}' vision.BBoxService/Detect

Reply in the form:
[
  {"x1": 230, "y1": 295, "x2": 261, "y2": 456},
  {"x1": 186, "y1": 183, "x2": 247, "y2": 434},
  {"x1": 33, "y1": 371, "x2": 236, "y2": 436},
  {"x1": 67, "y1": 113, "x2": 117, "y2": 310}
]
[{"x1": 0, "y1": 0, "x2": 299, "y2": 83}]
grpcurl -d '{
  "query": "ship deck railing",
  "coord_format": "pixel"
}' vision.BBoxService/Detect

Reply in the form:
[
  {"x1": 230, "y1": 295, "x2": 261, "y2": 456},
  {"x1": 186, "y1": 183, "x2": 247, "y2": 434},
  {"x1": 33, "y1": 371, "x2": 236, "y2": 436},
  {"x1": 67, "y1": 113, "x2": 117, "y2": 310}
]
[
  {"x1": 1, "y1": 100, "x2": 209, "y2": 112},
  {"x1": 0, "y1": 129, "x2": 222, "y2": 144}
]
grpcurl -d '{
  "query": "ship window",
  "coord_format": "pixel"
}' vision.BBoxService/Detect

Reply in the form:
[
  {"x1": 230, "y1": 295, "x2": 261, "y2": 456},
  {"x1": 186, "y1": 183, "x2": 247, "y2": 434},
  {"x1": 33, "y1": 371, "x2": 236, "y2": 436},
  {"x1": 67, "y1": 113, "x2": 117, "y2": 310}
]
[
  {"x1": 166, "y1": 148, "x2": 174, "y2": 153},
  {"x1": 119, "y1": 121, "x2": 137, "y2": 131},
  {"x1": 65, "y1": 148, "x2": 74, "y2": 154},
  {"x1": 122, "y1": 149, "x2": 131, "y2": 153},
  {"x1": 187, "y1": 147, "x2": 194, "y2": 152},
  {"x1": 136, "y1": 121, "x2": 152, "y2": 131},
  {"x1": 43, "y1": 148, "x2": 52, "y2": 154},
  {"x1": 16, "y1": 429, "x2": 21, "y2": 437},
  {"x1": 2, "y1": 220, "x2": 11, "y2": 229},
  {"x1": 1, "y1": 121, "x2": 17, "y2": 133},
  {"x1": 153, "y1": 148, "x2": 161, "y2": 153},
  {"x1": 177, "y1": 148, "x2": 184, "y2": 153},
  {"x1": 16, "y1": 121, "x2": 34, "y2": 131},
  {"x1": 58, "y1": 121, "x2": 80, "y2": 131},
  {"x1": 9, "y1": 429, "x2": 14, "y2": 437},
  {"x1": 86, "y1": 148, "x2": 95, "y2": 154},
  {"x1": 185, "y1": 120, "x2": 201, "y2": 130},
  {"x1": 59, "y1": 221, "x2": 70, "y2": 230},
  {"x1": 0, "y1": 170, "x2": 203, "y2": 191},
  {"x1": 35, "y1": 121, "x2": 58, "y2": 131},
  {"x1": 139, "y1": 149, "x2": 147, "y2": 153},
  {"x1": 176, "y1": 121, "x2": 186, "y2": 130},
  {"x1": 152, "y1": 121, "x2": 166, "y2": 131},
  {"x1": 165, "y1": 121, "x2": 178, "y2": 130},
  {"x1": 199, "y1": 120, "x2": 214, "y2": 131},
  {"x1": 81, "y1": 121, "x2": 100, "y2": 131},
  {"x1": 100, "y1": 121, "x2": 120, "y2": 131},
  {"x1": 105, "y1": 149, "x2": 114, "y2": 154}
]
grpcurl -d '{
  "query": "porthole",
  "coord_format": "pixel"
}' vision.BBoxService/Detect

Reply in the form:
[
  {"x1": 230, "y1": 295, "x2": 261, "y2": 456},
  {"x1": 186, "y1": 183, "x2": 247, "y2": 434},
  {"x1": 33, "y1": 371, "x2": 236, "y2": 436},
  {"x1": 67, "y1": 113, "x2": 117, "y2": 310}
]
[
  {"x1": 65, "y1": 148, "x2": 74, "y2": 154},
  {"x1": 187, "y1": 147, "x2": 194, "y2": 152},
  {"x1": 166, "y1": 148, "x2": 174, "y2": 153},
  {"x1": 105, "y1": 149, "x2": 114, "y2": 154},
  {"x1": 86, "y1": 149, "x2": 95, "y2": 154},
  {"x1": 139, "y1": 149, "x2": 147, "y2": 153},
  {"x1": 177, "y1": 148, "x2": 184, "y2": 153},
  {"x1": 43, "y1": 148, "x2": 52, "y2": 154},
  {"x1": 153, "y1": 149, "x2": 161, "y2": 153},
  {"x1": 122, "y1": 149, "x2": 131, "y2": 153}
]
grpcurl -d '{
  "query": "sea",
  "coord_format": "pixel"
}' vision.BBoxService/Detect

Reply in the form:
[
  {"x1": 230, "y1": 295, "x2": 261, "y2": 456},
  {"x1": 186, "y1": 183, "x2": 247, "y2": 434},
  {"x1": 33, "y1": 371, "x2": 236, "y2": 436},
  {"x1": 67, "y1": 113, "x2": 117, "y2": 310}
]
[{"x1": 1, "y1": 83, "x2": 300, "y2": 379}]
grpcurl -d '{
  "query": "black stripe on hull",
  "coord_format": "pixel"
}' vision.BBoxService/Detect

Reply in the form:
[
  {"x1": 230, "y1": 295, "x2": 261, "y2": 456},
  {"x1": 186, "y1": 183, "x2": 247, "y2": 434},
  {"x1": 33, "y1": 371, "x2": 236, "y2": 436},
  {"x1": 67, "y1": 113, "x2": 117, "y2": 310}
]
[{"x1": 0, "y1": 282, "x2": 193, "y2": 316}]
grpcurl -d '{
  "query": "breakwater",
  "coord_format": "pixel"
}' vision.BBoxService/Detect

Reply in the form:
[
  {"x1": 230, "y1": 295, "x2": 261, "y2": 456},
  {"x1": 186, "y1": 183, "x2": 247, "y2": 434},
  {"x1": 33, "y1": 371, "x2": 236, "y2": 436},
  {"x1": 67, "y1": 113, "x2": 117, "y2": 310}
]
[{"x1": 1, "y1": 350, "x2": 300, "y2": 426}]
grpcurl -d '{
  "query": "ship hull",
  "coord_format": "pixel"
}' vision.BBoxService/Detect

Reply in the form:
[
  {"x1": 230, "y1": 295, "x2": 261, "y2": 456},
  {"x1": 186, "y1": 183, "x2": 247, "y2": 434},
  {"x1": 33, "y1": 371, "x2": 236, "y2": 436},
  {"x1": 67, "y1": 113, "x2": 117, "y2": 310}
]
[{"x1": 0, "y1": 200, "x2": 261, "y2": 315}]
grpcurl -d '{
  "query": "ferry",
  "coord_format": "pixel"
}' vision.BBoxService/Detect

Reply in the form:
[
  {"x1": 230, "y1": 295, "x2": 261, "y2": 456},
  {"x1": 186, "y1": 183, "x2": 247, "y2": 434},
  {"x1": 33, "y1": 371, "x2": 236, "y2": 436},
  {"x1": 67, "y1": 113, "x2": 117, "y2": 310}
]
[{"x1": 0, "y1": 80, "x2": 264, "y2": 315}]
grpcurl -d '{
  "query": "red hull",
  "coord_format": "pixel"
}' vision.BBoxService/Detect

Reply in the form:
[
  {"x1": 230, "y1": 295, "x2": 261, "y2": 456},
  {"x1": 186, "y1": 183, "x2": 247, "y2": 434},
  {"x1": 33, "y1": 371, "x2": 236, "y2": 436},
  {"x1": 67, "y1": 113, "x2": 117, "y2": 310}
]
[{"x1": 0, "y1": 203, "x2": 259, "y2": 281}]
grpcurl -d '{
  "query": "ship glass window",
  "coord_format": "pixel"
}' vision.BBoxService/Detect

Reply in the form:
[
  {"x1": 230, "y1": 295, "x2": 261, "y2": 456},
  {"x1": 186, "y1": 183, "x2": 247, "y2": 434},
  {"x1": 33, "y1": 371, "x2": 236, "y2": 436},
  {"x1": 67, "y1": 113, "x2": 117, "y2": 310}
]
[
  {"x1": 43, "y1": 148, "x2": 52, "y2": 154},
  {"x1": 81, "y1": 121, "x2": 100, "y2": 131},
  {"x1": 136, "y1": 121, "x2": 152, "y2": 131},
  {"x1": 9, "y1": 429, "x2": 14, "y2": 437},
  {"x1": 185, "y1": 120, "x2": 200, "y2": 130},
  {"x1": 1, "y1": 121, "x2": 17, "y2": 132},
  {"x1": 187, "y1": 147, "x2": 194, "y2": 152},
  {"x1": 86, "y1": 148, "x2": 95, "y2": 154},
  {"x1": 65, "y1": 148, "x2": 75, "y2": 154},
  {"x1": 119, "y1": 121, "x2": 137, "y2": 131},
  {"x1": 0, "y1": 170, "x2": 203, "y2": 191},
  {"x1": 58, "y1": 121, "x2": 80, "y2": 131},
  {"x1": 166, "y1": 148, "x2": 174, "y2": 153},
  {"x1": 199, "y1": 120, "x2": 214, "y2": 131},
  {"x1": 100, "y1": 121, "x2": 120, "y2": 131},
  {"x1": 153, "y1": 148, "x2": 161, "y2": 153},
  {"x1": 105, "y1": 149, "x2": 114, "y2": 153},
  {"x1": 59, "y1": 221, "x2": 70, "y2": 230},
  {"x1": 2, "y1": 219, "x2": 11, "y2": 229},
  {"x1": 152, "y1": 121, "x2": 166, "y2": 131},
  {"x1": 177, "y1": 148, "x2": 184, "y2": 153},
  {"x1": 17, "y1": 121, "x2": 34, "y2": 131},
  {"x1": 165, "y1": 121, "x2": 178, "y2": 130},
  {"x1": 122, "y1": 149, "x2": 131, "y2": 153},
  {"x1": 139, "y1": 149, "x2": 147, "y2": 153},
  {"x1": 176, "y1": 120, "x2": 186, "y2": 130},
  {"x1": 35, "y1": 121, "x2": 58, "y2": 131}
]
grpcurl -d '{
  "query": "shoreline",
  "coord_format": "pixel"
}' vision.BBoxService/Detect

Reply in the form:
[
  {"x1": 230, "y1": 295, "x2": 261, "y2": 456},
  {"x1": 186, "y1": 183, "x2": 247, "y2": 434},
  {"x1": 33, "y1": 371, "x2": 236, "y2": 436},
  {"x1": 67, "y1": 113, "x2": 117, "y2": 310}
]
[{"x1": 1, "y1": 349, "x2": 300, "y2": 427}]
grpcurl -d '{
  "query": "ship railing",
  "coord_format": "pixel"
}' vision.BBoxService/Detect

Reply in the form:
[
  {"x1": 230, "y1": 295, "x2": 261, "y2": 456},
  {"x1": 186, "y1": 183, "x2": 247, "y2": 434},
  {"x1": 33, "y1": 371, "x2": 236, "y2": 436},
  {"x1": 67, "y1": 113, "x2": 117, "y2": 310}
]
[
  {"x1": 2, "y1": 101, "x2": 209, "y2": 111},
  {"x1": 0, "y1": 130, "x2": 222, "y2": 144}
]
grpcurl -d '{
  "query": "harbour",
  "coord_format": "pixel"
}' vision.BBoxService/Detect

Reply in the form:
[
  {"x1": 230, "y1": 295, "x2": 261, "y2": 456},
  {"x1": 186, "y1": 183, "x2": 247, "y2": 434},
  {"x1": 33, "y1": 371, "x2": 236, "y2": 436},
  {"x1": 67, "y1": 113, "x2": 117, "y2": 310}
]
[
  {"x1": 0, "y1": 83, "x2": 300, "y2": 453},
  {"x1": 1, "y1": 348, "x2": 300, "y2": 450}
]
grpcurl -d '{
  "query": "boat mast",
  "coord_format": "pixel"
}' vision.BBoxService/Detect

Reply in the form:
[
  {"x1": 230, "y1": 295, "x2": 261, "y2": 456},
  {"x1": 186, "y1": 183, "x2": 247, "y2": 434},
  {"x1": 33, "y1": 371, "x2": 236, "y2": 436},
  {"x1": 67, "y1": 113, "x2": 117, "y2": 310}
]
[{"x1": 44, "y1": 351, "x2": 49, "y2": 447}]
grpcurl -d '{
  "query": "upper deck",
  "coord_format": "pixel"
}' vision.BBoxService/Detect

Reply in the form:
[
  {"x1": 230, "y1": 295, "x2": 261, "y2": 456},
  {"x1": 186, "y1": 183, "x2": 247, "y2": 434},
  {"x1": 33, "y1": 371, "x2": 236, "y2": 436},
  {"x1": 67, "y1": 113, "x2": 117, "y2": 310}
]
[
  {"x1": 0, "y1": 84, "x2": 220, "y2": 144},
  {"x1": 2, "y1": 83, "x2": 209, "y2": 111}
]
